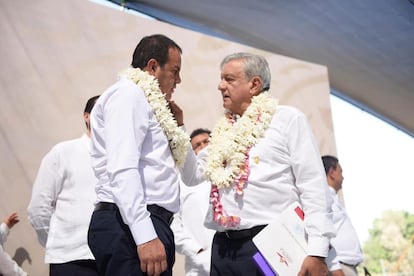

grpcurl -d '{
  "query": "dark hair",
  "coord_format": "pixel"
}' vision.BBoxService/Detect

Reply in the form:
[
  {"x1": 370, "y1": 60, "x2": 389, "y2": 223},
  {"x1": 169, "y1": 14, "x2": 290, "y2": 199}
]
[
  {"x1": 131, "y1": 34, "x2": 182, "y2": 69},
  {"x1": 84, "y1": 95, "x2": 100, "y2": 114},
  {"x1": 190, "y1": 128, "x2": 211, "y2": 140},
  {"x1": 321, "y1": 155, "x2": 339, "y2": 175}
]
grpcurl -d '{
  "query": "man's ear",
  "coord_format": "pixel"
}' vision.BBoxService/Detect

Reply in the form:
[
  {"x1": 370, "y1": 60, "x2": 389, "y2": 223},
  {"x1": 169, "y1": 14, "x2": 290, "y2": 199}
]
[
  {"x1": 84, "y1": 112, "x2": 90, "y2": 130},
  {"x1": 83, "y1": 112, "x2": 89, "y2": 122},
  {"x1": 249, "y1": 76, "x2": 263, "y2": 96},
  {"x1": 328, "y1": 167, "x2": 335, "y2": 178},
  {"x1": 146, "y1": 59, "x2": 159, "y2": 75}
]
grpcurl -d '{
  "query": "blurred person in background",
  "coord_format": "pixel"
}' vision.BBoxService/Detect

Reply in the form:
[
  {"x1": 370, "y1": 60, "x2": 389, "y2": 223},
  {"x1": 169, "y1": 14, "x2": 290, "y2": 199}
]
[
  {"x1": 171, "y1": 128, "x2": 215, "y2": 276},
  {"x1": 28, "y1": 95, "x2": 100, "y2": 276},
  {"x1": 322, "y1": 155, "x2": 363, "y2": 276},
  {"x1": 0, "y1": 212, "x2": 28, "y2": 276}
]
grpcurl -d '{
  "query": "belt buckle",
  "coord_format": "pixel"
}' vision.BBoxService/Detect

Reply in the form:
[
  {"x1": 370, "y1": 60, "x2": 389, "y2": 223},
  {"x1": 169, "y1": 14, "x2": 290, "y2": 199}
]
[{"x1": 168, "y1": 215, "x2": 174, "y2": 225}]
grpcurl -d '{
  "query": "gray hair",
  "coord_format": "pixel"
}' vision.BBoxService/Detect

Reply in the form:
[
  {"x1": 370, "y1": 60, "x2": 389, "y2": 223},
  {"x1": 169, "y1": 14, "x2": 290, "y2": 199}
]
[{"x1": 220, "y1": 52, "x2": 271, "y2": 91}]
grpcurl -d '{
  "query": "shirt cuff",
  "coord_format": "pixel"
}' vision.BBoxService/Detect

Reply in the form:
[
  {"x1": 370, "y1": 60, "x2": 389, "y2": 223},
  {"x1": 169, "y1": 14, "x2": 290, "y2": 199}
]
[
  {"x1": 0, "y1": 223, "x2": 10, "y2": 244},
  {"x1": 184, "y1": 240, "x2": 204, "y2": 256},
  {"x1": 129, "y1": 216, "x2": 157, "y2": 246},
  {"x1": 307, "y1": 236, "x2": 330, "y2": 257}
]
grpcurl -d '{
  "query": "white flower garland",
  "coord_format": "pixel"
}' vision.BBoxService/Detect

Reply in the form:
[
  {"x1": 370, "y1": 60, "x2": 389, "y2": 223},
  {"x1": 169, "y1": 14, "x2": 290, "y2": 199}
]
[
  {"x1": 120, "y1": 67, "x2": 190, "y2": 167},
  {"x1": 205, "y1": 92, "x2": 277, "y2": 189}
]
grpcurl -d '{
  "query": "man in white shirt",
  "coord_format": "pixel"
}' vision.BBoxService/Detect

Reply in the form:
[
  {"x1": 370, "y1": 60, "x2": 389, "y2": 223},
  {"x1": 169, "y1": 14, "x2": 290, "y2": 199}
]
[
  {"x1": 0, "y1": 212, "x2": 27, "y2": 276},
  {"x1": 87, "y1": 34, "x2": 188, "y2": 276},
  {"x1": 28, "y1": 95, "x2": 100, "y2": 276},
  {"x1": 180, "y1": 52, "x2": 335, "y2": 276},
  {"x1": 171, "y1": 128, "x2": 215, "y2": 276},
  {"x1": 322, "y1": 155, "x2": 363, "y2": 276}
]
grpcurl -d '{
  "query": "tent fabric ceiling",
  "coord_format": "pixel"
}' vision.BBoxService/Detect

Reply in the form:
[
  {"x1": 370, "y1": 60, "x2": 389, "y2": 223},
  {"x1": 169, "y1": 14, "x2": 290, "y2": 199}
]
[{"x1": 109, "y1": 0, "x2": 414, "y2": 137}]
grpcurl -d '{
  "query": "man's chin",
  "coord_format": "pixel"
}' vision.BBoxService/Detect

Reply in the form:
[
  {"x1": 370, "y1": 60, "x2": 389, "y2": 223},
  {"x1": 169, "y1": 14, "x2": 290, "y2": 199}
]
[{"x1": 223, "y1": 100, "x2": 231, "y2": 109}]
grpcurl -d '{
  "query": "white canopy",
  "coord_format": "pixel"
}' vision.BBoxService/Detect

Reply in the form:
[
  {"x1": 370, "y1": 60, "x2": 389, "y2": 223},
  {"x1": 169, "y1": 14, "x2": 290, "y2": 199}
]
[{"x1": 111, "y1": 0, "x2": 414, "y2": 137}]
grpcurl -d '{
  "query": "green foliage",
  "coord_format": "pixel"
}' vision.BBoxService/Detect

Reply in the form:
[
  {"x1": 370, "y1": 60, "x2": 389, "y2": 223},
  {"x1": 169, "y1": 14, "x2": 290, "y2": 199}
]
[
  {"x1": 363, "y1": 210, "x2": 414, "y2": 274},
  {"x1": 402, "y1": 211, "x2": 414, "y2": 239}
]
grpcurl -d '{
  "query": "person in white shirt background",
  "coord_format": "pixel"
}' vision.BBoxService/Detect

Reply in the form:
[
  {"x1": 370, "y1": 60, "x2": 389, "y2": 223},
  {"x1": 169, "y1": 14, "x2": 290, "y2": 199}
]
[
  {"x1": 27, "y1": 95, "x2": 100, "y2": 276},
  {"x1": 0, "y1": 212, "x2": 27, "y2": 276},
  {"x1": 180, "y1": 52, "x2": 335, "y2": 276},
  {"x1": 322, "y1": 155, "x2": 364, "y2": 276},
  {"x1": 171, "y1": 128, "x2": 215, "y2": 276}
]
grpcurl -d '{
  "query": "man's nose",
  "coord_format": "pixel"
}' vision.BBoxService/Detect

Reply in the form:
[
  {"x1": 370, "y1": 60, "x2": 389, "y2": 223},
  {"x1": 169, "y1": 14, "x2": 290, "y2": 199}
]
[{"x1": 218, "y1": 80, "x2": 226, "y2": 91}]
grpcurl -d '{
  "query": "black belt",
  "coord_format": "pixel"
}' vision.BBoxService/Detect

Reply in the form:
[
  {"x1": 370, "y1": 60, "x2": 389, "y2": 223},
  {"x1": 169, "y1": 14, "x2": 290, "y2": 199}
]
[
  {"x1": 94, "y1": 202, "x2": 174, "y2": 225},
  {"x1": 340, "y1": 261, "x2": 359, "y2": 269},
  {"x1": 147, "y1": 204, "x2": 174, "y2": 225},
  {"x1": 217, "y1": 225, "x2": 266, "y2": 240}
]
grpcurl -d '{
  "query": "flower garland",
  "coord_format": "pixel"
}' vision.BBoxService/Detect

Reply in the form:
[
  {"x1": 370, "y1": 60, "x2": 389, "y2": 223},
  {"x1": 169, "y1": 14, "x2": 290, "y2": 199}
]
[
  {"x1": 205, "y1": 92, "x2": 277, "y2": 227},
  {"x1": 120, "y1": 67, "x2": 190, "y2": 167},
  {"x1": 205, "y1": 92, "x2": 277, "y2": 189}
]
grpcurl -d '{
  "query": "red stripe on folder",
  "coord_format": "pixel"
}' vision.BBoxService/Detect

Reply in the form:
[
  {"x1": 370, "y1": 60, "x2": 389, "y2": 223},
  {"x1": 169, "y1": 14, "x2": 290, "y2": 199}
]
[{"x1": 294, "y1": 206, "x2": 304, "y2": 221}]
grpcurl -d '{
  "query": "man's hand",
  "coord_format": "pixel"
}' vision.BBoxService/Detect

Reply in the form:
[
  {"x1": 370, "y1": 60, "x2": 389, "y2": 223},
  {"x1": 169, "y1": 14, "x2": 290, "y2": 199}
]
[
  {"x1": 298, "y1": 256, "x2": 328, "y2": 276},
  {"x1": 137, "y1": 238, "x2": 167, "y2": 276},
  {"x1": 169, "y1": 101, "x2": 183, "y2": 126},
  {"x1": 3, "y1": 212, "x2": 19, "y2": 229}
]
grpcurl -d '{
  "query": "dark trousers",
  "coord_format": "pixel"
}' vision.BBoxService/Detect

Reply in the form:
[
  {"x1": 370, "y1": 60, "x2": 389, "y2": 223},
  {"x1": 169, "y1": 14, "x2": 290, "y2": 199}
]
[
  {"x1": 50, "y1": 260, "x2": 98, "y2": 276},
  {"x1": 210, "y1": 232, "x2": 264, "y2": 276},
  {"x1": 87, "y1": 206, "x2": 175, "y2": 276}
]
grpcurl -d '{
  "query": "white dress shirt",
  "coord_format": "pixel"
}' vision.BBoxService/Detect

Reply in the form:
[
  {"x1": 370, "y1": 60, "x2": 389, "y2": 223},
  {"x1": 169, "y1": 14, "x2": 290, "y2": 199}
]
[
  {"x1": 329, "y1": 187, "x2": 363, "y2": 266},
  {"x1": 27, "y1": 134, "x2": 97, "y2": 263},
  {"x1": 90, "y1": 77, "x2": 180, "y2": 246},
  {"x1": 0, "y1": 223, "x2": 8, "y2": 246},
  {"x1": 181, "y1": 105, "x2": 335, "y2": 257},
  {"x1": 0, "y1": 223, "x2": 27, "y2": 276},
  {"x1": 170, "y1": 180, "x2": 215, "y2": 276}
]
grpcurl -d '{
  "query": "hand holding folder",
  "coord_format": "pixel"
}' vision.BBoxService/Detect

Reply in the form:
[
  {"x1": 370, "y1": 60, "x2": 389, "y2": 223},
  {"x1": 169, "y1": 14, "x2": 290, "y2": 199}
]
[{"x1": 252, "y1": 202, "x2": 308, "y2": 276}]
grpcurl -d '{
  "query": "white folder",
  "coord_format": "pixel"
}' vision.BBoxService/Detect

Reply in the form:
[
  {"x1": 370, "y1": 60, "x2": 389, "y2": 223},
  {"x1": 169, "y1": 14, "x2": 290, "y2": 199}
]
[{"x1": 253, "y1": 202, "x2": 307, "y2": 275}]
